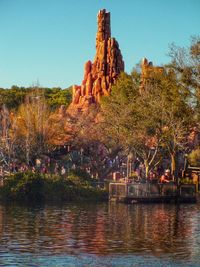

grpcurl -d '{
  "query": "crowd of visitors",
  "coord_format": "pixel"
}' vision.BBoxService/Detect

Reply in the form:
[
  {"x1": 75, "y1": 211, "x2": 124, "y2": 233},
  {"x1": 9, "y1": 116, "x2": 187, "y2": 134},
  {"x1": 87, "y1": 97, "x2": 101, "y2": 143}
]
[
  {"x1": 0, "y1": 154, "x2": 196, "y2": 186},
  {"x1": 0, "y1": 159, "x2": 68, "y2": 178}
]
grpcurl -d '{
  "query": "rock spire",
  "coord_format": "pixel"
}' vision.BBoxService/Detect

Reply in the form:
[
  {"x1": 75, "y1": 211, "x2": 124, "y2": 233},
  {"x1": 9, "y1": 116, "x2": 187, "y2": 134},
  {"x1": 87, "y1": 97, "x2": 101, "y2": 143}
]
[{"x1": 70, "y1": 9, "x2": 124, "y2": 110}]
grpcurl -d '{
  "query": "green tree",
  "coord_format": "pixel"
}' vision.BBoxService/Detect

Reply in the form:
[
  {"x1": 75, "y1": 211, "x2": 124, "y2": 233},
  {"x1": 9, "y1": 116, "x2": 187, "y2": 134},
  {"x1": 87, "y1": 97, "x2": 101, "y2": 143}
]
[
  {"x1": 168, "y1": 36, "x2": 200, "y2": 110},
  {"x1": 100, "y1": 69, "x2": 193, "y2": 179},
  {"x1": 0, "y1": 85, "x2": 72, "y2": 111},
  {"x1": 0, "y1": 86, "x2": 27, "y2": 110},
  {"x1": 44, "y1": 86, "x2": 72, "y2": 109},
  {"x1": 141, "y1": 71, "x2": 193, "y2": 178},
  {"x1": 100, "y1": 72, "x2": 162, "y2": 178}
]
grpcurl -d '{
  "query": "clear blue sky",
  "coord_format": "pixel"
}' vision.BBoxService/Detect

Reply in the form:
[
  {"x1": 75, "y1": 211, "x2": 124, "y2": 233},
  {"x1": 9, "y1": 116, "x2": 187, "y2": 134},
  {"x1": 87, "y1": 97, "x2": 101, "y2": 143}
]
[{"x1": 0, "y1": 0, "x2": 199, "y2": 89}]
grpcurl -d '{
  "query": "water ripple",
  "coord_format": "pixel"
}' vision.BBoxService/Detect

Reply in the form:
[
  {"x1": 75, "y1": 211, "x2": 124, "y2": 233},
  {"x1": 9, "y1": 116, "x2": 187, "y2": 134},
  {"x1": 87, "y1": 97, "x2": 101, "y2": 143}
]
[{"x1": 0, "y1": 203, "x2": 200, "y2": 266}]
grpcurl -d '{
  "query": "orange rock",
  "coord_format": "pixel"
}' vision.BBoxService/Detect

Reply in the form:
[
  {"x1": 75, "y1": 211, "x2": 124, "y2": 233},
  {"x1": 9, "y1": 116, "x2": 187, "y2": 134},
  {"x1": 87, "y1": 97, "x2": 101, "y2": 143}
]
[
  {"x1": 84, "y1": 60, "x2": 92, "y2": 80},
  {"x1": 140, "y1": 57, "x2": 164, "y2": 92},
  {"x1": 69, "y1": 9, "x2": 124, "y2": 112},
  {"x1": 86, "y1": 73, "x2": 93, "y2": 96},
  {"x1": 72, "y1": 85, "x2": 81, "y2": 104}
]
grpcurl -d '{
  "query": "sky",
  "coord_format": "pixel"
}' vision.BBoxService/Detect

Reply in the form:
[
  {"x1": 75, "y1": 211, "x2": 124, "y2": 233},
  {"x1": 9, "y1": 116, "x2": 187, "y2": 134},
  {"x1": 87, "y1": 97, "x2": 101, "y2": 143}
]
[{"x1": 0, "y1": 0, "x2": 199, "y2": 89}]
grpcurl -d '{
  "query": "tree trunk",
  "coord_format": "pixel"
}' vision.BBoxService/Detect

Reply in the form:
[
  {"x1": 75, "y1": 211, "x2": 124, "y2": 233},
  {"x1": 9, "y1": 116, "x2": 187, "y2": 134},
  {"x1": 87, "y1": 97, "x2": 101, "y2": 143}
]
[
  {"x1": 171, "y1": 153, "x2": 175, "y2": 179},
  {"x1": 144, "y1": 159, "x2": 149, "y2": 179},
  {"x1": 25, "y1": 138, "x2": 30, "y2": 166},
  {"x1": 171, "y1": 152, "x2": 179, "y2": 183}
]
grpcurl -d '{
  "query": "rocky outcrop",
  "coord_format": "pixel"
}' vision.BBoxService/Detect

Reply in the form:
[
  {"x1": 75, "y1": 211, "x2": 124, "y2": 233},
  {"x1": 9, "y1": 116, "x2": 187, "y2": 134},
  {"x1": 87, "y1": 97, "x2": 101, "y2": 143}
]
[
  {"x1": 140, "y1": 57, "x2": 164, "y2": 92},
  {"x1": 69, "y1": 9, "x2": 124, "y2": 111}
]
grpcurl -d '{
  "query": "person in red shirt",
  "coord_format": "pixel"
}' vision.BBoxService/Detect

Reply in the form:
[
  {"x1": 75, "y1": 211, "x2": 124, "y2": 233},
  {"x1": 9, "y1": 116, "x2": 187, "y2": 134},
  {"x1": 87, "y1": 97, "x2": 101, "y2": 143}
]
[{"x1": 160, "y1": 169, "x2": 172, "y2": 183}]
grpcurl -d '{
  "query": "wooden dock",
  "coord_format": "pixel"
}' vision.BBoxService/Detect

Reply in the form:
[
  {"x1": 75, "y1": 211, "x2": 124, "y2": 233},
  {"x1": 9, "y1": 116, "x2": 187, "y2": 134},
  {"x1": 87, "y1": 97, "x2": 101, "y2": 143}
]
[{"x1": 109, "y1": 182, "x2": 197, "y2": 203}]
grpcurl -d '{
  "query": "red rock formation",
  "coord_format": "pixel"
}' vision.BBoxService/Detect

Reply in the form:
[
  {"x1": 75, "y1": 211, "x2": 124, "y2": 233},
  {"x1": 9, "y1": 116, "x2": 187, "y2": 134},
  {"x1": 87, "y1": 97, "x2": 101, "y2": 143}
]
[
  {"x1": 140, "y1": 57, "x2": 164, "y2": 92},
  {"x1": 69, "y1": 9, "x2": 124, "y2": 111}
]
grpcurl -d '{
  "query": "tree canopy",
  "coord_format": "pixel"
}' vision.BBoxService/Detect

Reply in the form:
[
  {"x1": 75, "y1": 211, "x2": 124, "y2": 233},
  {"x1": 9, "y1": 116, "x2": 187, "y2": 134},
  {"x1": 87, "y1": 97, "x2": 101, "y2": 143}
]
[{"x1": 0, "y1": 85, "x2": 72, "y2": 110}]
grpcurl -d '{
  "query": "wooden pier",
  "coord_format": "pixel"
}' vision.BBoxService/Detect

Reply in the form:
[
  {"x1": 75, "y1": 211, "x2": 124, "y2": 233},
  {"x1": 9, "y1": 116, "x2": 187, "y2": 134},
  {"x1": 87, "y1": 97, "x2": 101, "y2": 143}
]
[{"x1": 109, "y1": 182, "x2": 197, "y2": 203}]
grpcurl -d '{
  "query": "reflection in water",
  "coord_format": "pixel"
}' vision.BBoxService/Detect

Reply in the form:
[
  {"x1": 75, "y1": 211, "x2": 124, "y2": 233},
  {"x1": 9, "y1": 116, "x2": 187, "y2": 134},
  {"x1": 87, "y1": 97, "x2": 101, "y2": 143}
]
[
  {"x1": 108, "y1": 204, "x2": 199, "y2": 258},
  {"x1": 0, "y1": 203, "x2": 200, "y2": 266}
]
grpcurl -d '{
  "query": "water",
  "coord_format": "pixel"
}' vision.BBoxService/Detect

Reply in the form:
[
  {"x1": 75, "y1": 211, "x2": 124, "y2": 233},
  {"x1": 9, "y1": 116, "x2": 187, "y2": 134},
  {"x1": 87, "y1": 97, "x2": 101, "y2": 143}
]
[{"x1": 0, "y1": 203, "x2": 200, "y2": 267}]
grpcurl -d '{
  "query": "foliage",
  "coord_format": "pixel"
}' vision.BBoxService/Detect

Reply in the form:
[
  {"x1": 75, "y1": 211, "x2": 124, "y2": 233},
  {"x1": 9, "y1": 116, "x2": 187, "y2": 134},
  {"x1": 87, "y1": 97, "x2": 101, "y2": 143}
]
[
  {"x1": 0, "y1": 86, "x2": 72, "y2": 111},
  {"x1": 0, "y1": 172, "x2": 108, "y2": 203},
  {"x1": 180, "y1": 178, "x2": 195, "y2": 184},
  {"x1": 0, "y1": 105, "x2": 16, "y2": 167},
  {"x1": 168, "y1": 36, "x2": 200, "y2": 111},
  {"x1": 0, "y1": 91, "x2": 69, "y2": 165},
  {"x1": 44, "y1": 87, "x2": 72, "y2": 109},
  {"x1": 1, "y1": 172, "x2": 45, "y2": 202},
  {"x1": 68, "y1": 168, "x2": 93, "y2": 185},
  {"x1": 188, "y1": 148, "x2": 200, "y2": 166},
  {"x1": 0, "y1": 37, "x2": 199, "y2": 184},
  {"x1": 0, "y1": 86, "x2": 27, "y2": 110},
  {"x1": 142, "y1": 70, "x2": 193, "y2": 176},
  {"x1": 101, "y1": 72, "x2": 140, "y2": 151},
  {"x1": 100, "y1": 68, "x2": 193, "y2": 178}
]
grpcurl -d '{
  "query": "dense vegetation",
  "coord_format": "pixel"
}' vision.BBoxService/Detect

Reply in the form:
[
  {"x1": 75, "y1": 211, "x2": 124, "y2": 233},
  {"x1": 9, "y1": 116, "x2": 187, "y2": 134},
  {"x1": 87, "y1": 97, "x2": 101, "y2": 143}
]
[
  {"x1": 0, "y1": 85, "x2": 72, "y2": 110},
  {"x1": 0, "y1": 171, "x2": 108, "y2": 203},
  {"x1": 77, "y1": 37, "x2": 200, "y2": 180},
  {"x1": 0, "y1": 37, "x2": 199, "y2": 200}
]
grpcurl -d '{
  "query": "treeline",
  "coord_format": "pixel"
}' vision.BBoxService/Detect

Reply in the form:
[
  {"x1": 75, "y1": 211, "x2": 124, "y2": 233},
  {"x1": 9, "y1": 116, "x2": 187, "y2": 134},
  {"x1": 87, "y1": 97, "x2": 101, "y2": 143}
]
[
  {"x1": 0, "y1": 37, "x2": 199, "y2": 182},
  {"x1": 0, "y1": 85, "x2": 72, "y2": 110},
  {"x1": 74, "y1": 36, "x2": 200, "y2": 180},
  {"x1": 0, "y1": 85, "x2": 73, "y2": 168}
]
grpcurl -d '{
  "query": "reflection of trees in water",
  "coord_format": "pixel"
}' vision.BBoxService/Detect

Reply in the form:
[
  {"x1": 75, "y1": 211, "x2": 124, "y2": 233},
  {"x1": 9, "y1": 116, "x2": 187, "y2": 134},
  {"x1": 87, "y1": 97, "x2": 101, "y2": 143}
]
[
  {"x1": 108, "y1": 203, "x2": 197, "y2": 258},
  {"x1": 0, "y1": 205, "x2": 4, "y2": 235},
  {"x1": 0, "y1": 204, "x2": 110, "y2": 255},
  {"x1": 0, "y1": 203, "x2": 199, "y2": 259}
]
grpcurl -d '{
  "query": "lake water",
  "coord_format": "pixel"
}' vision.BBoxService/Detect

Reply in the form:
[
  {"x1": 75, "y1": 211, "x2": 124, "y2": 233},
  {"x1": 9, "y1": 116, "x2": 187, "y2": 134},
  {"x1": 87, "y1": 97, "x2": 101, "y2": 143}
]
[{"x1": 0, "y1": 202, "x2": 200, "y2": 267}]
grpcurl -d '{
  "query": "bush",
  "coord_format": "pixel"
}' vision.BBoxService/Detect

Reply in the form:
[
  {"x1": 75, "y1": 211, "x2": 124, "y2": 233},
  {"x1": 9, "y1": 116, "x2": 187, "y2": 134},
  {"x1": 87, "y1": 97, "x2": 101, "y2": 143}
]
[
  {"x1": 180, "y1": 178, "x2": 194, "y2": 184},
  {"x1": 2, "y1": 172, "x2": 45, "y2": 202},
  {"x1": 0, "y1": 172, "x2": 108, "y2": 203},
  {"x1": 188, "y1": 148, "x2": 200, "y2": 166},
  {"x1": 65, "y1": 168, "x2": 97, "y2": 187}
]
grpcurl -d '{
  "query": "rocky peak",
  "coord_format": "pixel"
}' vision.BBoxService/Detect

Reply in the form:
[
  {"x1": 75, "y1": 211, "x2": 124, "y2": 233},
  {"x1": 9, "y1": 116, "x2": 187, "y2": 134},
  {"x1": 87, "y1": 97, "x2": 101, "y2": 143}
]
[
  {"x1": 140, "y1": 57, "x2": 164, "y2": 92},
  {"x1": 96, "y1": 9, "x2": 111, "y2": 43},
  {"x1": 69, "y1": 9, "x2": 124, "y2": 112}
]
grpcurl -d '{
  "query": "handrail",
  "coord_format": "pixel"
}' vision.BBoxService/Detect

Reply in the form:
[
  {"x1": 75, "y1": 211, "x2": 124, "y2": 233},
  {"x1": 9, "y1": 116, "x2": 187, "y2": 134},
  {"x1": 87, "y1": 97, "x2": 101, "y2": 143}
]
[{"x1": 109, "y1": 182, "x2": 196, "y2": 197}]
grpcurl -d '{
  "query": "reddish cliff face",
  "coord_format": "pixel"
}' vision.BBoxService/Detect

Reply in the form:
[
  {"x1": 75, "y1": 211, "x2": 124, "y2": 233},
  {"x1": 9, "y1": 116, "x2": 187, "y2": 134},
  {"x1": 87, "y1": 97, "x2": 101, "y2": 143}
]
[{"x1": 69, "y1": 9, "x2": 124, "y2": 112}]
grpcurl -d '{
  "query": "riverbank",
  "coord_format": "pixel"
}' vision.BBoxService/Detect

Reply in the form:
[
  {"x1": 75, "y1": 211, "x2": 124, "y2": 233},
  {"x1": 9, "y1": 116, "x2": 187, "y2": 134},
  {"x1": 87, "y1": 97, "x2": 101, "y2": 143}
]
[{"x1": 0, "y1": 171, "x2": 108, "y2": 203}]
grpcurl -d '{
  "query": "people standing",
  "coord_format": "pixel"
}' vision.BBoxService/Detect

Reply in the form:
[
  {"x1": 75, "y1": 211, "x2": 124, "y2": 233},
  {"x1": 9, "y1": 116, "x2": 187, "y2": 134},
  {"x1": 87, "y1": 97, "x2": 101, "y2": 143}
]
[
  {"x1": 160, "y1": 169, "x2": 172, "y2": 183},
  {"x1": 61, "y1": 165, "x2": 66, "y2": 176}
]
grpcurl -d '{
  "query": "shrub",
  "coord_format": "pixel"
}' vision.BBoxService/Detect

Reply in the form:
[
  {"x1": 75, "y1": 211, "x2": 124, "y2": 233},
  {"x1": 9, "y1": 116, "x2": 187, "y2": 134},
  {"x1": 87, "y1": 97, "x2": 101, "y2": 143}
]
[
  {"x1": 67, "y1": 168, "x2": 94, "y2": 186},
  {"x1": 188, "y1": 148, "x2": 200, "y2": 167},
  {"x1": 2, "y1": 172, "x2": 45, "y2": 202},
  {"x1": 0, "y1": 172, "x2": 108, "y2": 203}
]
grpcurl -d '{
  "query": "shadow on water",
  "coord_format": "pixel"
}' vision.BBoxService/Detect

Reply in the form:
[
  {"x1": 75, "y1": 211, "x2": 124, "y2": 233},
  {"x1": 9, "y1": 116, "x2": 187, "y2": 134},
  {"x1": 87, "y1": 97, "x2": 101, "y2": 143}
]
[{"x1": 0, "y1": 202, "x2": 200, "y2": 266}]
